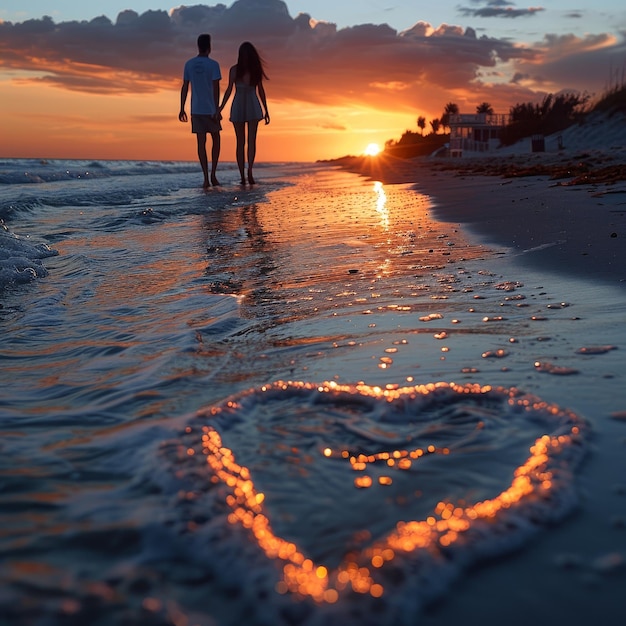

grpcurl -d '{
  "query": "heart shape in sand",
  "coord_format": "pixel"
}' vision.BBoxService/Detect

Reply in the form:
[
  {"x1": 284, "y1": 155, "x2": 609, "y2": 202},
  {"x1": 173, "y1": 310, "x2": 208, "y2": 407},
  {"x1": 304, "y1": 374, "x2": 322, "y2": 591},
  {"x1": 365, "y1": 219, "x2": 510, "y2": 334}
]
[{"x1": 187, "y1": 380, "x2": 586, "y2": 605}]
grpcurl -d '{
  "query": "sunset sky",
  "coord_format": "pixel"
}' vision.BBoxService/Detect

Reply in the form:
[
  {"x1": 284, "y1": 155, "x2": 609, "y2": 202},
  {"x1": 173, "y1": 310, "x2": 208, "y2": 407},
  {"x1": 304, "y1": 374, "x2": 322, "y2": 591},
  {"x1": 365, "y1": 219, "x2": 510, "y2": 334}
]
[{"x1": 1, "y1": 0, "x2": 625, "y2": 162}]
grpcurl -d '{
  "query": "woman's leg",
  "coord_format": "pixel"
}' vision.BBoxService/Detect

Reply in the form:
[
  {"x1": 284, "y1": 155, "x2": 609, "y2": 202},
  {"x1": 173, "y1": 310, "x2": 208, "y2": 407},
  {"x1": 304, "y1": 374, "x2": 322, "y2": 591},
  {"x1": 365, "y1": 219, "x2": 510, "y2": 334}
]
[
  {"x1": 247, "y1": 120, "x2": 260, "y2": 184},
  {"x1": 232, "y1": 122, "x2": 246, "y2": 184}
]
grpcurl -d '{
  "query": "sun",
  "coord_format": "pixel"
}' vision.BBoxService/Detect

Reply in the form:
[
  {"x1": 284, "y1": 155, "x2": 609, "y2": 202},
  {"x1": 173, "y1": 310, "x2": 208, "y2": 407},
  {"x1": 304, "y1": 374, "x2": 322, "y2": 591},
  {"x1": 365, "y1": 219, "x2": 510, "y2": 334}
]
[{"x1": 364, "y1": 142, "x2": 381, "y2": 156}]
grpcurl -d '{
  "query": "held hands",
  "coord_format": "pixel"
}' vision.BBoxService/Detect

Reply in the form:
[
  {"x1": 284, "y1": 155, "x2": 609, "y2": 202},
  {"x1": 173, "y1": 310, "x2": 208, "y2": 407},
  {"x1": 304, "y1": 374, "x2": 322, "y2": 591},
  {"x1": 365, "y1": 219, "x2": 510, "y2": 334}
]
[{"x1": 180, "y1": 109, "x2": 266, "y2": 123}]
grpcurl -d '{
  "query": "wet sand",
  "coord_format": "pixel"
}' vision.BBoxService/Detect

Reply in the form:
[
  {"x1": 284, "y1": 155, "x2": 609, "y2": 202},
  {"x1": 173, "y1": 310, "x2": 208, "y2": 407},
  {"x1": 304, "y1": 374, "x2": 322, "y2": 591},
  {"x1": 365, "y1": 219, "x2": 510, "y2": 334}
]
[
  {"x1": 335, "y1": 152, "x2": 626, "y2": 287},
  {"x1": 328, "y1": 153, "x2": 626, "y2": 625},
  {"x1": 3, "y1": 157, "x2": 625, "y2": 625}
]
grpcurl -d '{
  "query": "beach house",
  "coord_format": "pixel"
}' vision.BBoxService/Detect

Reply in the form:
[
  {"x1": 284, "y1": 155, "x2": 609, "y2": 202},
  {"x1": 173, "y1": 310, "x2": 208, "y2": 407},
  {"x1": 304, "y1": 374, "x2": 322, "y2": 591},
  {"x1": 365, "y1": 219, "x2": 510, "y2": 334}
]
[{"x1": 448, "y1": 112, "x2": 510, "y2": 157}]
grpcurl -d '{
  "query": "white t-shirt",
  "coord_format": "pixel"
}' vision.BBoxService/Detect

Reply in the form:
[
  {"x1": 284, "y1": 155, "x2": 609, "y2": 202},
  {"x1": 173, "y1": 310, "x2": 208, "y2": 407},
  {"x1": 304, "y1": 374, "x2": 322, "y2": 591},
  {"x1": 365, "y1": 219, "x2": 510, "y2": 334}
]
[{"x1": 183, "y1": 55, "x2": 221, "y2": 115}]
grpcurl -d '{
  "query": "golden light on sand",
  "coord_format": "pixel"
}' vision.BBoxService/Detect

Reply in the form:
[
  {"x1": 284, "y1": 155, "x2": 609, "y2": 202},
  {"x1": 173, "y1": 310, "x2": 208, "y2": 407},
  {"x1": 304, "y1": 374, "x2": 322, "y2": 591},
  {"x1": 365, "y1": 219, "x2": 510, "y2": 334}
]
[{"x1": 364, "y1": 143, "x2": 381, "y2": 156}]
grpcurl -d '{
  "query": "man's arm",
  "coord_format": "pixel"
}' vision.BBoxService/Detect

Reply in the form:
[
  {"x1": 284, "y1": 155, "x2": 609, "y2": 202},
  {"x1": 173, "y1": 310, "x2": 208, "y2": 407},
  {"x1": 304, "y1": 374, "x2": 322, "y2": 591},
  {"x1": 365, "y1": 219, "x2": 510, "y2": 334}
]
[
  {"x1": 179, "y1": 80, "x2": 189, "y2": 122},
  {"x1": 212, "y1": 79, "x2": 220, "y2": 119}
]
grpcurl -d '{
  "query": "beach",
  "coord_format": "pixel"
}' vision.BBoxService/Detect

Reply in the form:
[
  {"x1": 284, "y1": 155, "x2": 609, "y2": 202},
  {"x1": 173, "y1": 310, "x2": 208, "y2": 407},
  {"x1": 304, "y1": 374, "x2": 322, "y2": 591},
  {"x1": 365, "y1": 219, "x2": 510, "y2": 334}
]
[
  {"x1": 336, "y1": 146, "x2": 626, "y2": 624},
  {"x1": 337, "y1": 146, "x2": 626, "y2": 286},
  {"x1": 1, "y1": 154, "x2": 625, "y2": 625}
]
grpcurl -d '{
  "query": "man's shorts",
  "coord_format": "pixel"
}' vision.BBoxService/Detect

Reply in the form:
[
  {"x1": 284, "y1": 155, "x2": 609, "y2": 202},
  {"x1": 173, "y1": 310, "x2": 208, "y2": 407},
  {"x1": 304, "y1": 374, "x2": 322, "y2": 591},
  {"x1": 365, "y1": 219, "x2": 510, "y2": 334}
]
[{"x1": 191, "y1": 115, "x2": 222, "y2": 134}]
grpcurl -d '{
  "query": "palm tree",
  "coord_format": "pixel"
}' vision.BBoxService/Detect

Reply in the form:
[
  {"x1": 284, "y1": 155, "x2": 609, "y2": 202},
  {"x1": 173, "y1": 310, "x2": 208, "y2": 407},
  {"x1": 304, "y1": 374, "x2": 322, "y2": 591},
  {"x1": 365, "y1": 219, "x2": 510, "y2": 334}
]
[
  {"x1": 430, "y1": 118, "x2": 441, "y2": 134},
  {"x1": 476, "y1": 102, "x2": 494, "y2": 115},
  {"x1": 417, "y1": 116, "x2": 426, "y2": 136},
  {"x1": 440, "y1": 102, "x2": 459, "y2": 132}
]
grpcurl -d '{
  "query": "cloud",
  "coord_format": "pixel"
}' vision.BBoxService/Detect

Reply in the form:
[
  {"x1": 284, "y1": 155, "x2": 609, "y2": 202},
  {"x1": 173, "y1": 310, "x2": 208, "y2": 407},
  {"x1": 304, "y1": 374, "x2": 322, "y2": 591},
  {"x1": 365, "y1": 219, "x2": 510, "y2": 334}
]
[
  {"x1": 457, "y1": 1, "x2": 545, "y2": 19},
  {"x1": 320, "y1": 122, "x2": 348, "y2": 131},
  {"x1": 0, "y1": 0, "x2": 623, "y2": 116},
  {"x1": 511, "y1": 32, "x2": 626, "y2": 93}
]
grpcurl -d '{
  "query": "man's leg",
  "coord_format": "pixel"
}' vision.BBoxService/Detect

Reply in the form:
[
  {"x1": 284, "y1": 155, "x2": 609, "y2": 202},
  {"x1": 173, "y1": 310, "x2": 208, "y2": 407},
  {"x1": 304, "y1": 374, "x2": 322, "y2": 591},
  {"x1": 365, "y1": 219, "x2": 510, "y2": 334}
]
[
  {"x1": 210, "y1": 131, "x2": 221, "y2": 186},
  {"x1": 196, "y1": 132, "x2": 210, "y2": 189}
]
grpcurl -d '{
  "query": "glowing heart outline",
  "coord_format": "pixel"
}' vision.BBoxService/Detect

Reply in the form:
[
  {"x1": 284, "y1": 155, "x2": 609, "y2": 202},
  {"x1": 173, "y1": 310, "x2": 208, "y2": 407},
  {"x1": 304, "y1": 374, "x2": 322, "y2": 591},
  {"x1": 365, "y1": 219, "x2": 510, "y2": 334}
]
[{"x1": 188, "y1": 380, "x2": 587, "y2": 605}]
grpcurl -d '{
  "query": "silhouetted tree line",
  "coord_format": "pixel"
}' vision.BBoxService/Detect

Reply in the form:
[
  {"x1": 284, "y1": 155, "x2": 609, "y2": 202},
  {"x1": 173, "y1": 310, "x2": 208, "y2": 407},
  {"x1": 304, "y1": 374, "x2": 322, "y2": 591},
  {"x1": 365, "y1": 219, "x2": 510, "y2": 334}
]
[
  {"x1": 385, "y1": 101, "x2": 491, "y2": 157},
  {"x1": 384, "y1": 88, "x2": 626, "y2": 156},
  {"x1": 500, "y1": 92, "x2": 588, "y2": 146},
  {"x1": 384, "y1": 131, "x2": 448, "y2": 158},
  {"x1": 381, "y1": 83, "x2": 626, "y2": 158}
]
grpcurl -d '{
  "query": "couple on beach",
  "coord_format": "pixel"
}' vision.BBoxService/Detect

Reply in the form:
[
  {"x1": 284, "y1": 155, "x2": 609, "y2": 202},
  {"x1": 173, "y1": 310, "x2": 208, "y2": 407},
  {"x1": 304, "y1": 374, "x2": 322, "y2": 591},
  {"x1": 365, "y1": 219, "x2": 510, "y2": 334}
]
[{"x1": 178, "y1": 34, "x2": 270, "y2": 189}]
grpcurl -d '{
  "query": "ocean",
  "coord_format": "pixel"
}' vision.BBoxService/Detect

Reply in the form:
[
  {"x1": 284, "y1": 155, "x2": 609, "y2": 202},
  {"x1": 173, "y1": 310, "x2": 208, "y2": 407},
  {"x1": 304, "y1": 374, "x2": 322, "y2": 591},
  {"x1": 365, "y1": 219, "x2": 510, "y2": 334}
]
[{"x1": 1, "y1": 158, "x2": 624, "y2": 625}]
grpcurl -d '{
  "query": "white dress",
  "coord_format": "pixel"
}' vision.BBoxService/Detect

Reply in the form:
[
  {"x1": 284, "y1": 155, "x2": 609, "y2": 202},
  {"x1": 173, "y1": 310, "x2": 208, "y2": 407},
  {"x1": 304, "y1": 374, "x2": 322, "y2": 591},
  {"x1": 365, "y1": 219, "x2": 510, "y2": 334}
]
[{"x1": 229, "y1": 82, "x2": 263, "y2": 122}]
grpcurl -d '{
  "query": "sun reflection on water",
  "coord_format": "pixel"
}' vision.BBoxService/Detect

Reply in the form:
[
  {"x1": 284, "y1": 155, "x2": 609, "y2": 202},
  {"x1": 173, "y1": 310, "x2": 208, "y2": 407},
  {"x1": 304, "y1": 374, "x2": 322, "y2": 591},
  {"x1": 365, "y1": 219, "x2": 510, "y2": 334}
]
[
  {"x1": 373, "y1": 181, "x2": 388, "y2": 230},
  {"x1": 192, "y1": 380, "x2": 586, "y2": 604}
]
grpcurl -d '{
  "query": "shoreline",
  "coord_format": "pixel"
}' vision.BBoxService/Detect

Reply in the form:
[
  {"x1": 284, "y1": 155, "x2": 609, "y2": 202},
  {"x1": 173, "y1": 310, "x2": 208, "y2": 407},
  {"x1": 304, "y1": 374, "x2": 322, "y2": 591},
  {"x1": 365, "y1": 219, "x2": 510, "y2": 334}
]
[
  {"x1": 333, "y1": 152, "x2": 626, "y2": 287},
  {"x1": 327, "y1": 153, "x2": 626, "y2": 624},
  {"x1": 2, "y1": 158, "x2": 625, "y2": 625}
]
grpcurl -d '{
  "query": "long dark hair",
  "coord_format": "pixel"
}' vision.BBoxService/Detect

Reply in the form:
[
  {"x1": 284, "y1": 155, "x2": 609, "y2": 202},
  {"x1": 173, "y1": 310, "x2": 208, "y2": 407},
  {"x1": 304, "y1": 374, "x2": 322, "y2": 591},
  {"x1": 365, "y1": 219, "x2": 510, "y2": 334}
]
[{"x1": 235, "y1": 41, "x2": 268, "y2": 86}]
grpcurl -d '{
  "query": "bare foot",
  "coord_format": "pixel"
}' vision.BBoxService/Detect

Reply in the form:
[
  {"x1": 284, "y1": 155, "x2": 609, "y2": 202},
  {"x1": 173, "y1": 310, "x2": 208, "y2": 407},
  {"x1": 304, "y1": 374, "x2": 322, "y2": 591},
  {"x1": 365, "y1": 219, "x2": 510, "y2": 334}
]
[
  {"x1": 211, "y1": 175, "x2": 220, "y2": 186},
  {"x1": 203, "y1": 179, "x2": 210, "y2": 190},
  {"x1": 247, "y1": 172, "x2": 255, "y2": 185}
]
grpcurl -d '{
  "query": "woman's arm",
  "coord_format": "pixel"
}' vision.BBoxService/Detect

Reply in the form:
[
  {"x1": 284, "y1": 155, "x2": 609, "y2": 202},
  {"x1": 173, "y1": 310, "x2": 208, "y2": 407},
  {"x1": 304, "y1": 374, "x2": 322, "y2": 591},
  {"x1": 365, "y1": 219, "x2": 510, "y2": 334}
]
[
  {"x1": 257, "y1": 81, "x2": 270, "y2": 124},
  {"x1": 219, "y1": 65, "x2": 236, "y2": 113}
]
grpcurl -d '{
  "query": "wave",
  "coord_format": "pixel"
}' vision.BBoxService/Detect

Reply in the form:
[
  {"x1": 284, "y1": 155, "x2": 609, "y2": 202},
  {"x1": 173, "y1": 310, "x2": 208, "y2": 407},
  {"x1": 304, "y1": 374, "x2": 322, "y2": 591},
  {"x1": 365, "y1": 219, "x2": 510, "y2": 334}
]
[
  {"x1": 0, "y1": 221, "x2": 58, "y2": 290},
  {"x1": 0, "y1": 158, "x2": 201, "y2": 185},
  {"x1": 0, "y1": 157, "x2": 275, "y2": 292}
]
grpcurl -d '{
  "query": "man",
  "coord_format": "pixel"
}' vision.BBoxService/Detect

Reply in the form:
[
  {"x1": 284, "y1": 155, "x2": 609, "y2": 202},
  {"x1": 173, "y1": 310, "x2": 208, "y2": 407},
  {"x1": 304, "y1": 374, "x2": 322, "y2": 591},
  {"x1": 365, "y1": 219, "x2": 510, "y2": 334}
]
[{"x1": 179, "y1": 33, "x2": 222, "y2": 189}]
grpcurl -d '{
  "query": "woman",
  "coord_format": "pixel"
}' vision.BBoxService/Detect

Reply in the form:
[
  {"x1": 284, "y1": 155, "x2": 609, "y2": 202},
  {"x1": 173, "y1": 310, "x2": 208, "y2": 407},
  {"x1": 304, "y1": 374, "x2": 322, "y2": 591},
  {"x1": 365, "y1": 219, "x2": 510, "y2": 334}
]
[{"x1": 219, "y1": 42, "x2": 270, "y2": 185}]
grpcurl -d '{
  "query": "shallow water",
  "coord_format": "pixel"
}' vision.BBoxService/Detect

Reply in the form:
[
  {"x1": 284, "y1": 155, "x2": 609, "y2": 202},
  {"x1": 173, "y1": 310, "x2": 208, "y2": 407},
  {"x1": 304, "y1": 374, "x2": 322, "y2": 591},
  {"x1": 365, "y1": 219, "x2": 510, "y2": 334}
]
[{"x1": 1, "y1": 159, "x2": 624, "y2": 625}]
